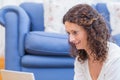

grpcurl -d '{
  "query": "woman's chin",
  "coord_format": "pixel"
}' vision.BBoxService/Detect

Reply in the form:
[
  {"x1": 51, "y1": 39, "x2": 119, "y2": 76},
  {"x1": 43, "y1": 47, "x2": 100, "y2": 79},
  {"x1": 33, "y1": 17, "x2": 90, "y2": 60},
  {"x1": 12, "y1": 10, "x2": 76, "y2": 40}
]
[{"x1": 76, "y1": 46, "x2": 84, "y2": 50}]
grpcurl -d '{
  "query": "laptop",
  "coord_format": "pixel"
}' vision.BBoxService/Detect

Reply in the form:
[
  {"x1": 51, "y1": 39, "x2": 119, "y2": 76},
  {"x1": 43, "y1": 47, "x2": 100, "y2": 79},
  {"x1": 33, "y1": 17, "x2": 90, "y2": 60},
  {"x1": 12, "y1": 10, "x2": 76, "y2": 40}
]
[{"x1": 0, "y1": 69, "x2": 35, "y2": 80}]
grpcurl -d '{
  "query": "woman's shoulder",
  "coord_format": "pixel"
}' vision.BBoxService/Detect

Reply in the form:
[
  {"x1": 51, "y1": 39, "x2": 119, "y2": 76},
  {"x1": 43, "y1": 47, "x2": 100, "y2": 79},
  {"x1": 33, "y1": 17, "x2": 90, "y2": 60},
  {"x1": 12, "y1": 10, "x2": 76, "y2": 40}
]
[
  {"x1": 108, "y1": 41, "x2": 120, "y2": 54},
  {"x1": 107, "y1": 41, "x2": 120, "y2": 61},
  {"x1": 108, "y1": 41, "x2": 120, "y2": 49}
]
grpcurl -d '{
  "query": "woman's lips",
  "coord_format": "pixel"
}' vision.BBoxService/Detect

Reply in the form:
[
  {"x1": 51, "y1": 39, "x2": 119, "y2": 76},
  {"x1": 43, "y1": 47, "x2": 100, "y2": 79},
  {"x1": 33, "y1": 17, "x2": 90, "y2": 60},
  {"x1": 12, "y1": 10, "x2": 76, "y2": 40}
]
[{"x1": 75, "y1": 41, "x2": 81, "y2": 47}]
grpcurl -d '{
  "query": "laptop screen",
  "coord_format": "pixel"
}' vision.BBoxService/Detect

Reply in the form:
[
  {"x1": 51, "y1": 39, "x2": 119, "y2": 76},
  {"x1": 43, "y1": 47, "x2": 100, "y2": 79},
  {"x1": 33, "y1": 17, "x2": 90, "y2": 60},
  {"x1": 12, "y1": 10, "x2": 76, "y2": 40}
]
[{"x1": 0, "y1": 69, "x2": 35, "y2": 80}]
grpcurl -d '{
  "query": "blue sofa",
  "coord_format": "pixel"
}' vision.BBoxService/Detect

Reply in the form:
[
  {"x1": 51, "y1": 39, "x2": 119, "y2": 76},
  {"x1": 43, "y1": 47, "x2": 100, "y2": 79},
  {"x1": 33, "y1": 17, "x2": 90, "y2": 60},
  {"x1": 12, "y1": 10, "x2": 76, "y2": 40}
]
[{"x1": 0, "y1": 2, "x2": 120, "y2": 80}]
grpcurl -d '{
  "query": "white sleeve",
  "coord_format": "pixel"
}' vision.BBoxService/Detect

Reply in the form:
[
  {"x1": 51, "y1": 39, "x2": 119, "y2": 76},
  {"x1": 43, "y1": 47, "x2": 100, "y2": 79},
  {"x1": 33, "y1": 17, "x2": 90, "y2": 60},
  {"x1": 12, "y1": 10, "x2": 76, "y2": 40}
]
[
  {"x1": 74, "y1": 57, "x2": 85, "y2": 80},
  {"x1": 105, "y1": 58, "x2": 120, "y2": 80}
]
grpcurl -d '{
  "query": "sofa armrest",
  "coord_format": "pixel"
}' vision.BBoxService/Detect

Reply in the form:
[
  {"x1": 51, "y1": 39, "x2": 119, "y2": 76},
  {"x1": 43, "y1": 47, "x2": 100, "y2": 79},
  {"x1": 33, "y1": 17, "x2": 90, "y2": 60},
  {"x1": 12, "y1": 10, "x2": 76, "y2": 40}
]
[
  {"x1": 0, "y1": 6, "x2": 30, "y2": 70},
  {"x1": 0, "y1": 6, "x2": 30, "y2": 56}
]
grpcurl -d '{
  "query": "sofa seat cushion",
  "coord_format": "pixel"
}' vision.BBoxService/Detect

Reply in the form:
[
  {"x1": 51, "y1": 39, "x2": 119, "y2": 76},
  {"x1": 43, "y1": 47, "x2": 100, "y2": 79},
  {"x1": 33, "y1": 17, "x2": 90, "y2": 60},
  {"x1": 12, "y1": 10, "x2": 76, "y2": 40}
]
[
  {"x1": 25, "y1": 31, "x2": 70, "y2": 56},
  {"x1": 21, "y1": 55, "x2": 74, "y2": 68}
]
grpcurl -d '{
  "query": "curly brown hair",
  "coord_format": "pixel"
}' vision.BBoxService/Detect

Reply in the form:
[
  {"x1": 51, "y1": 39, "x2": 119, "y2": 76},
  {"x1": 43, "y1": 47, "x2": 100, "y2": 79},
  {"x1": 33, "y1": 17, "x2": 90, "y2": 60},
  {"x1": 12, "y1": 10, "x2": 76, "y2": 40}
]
[{"x1": 63, "y1": 4, "x2": 110, "y2": 62}]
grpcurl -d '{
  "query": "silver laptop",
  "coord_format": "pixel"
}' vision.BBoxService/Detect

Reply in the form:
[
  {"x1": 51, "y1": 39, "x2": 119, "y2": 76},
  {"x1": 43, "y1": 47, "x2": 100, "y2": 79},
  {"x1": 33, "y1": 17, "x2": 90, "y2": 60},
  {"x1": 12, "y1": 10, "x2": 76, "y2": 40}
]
[{"x1": 0, "y1": 69, "x2": 35, "y2": 80}]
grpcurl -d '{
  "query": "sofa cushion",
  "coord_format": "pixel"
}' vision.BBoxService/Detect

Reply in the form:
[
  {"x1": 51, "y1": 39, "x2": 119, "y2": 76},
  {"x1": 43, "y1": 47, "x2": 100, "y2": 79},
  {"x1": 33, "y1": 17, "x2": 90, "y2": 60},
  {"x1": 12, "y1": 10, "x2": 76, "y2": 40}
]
[
  {"x1": 21, "y1": 55, "x2": 74, "y2": 68},
  {"x1": 25, "y1": 31, "x2": 70, "y2": 56}
]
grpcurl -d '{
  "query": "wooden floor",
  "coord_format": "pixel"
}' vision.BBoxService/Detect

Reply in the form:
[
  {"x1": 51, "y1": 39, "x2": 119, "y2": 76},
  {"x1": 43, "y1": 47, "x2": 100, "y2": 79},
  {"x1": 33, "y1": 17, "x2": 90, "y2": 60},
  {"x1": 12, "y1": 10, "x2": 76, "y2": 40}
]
[{"x1": 0, "y1": 57, "x2": 5, "y2": 80}]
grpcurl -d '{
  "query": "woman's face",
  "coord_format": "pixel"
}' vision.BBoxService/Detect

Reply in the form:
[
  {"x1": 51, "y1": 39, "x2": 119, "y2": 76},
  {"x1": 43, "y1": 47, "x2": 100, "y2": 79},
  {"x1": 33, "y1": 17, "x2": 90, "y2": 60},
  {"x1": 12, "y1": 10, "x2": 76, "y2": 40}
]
[{"x1": 65, "y1": 21, "x2": 88, "y2": 50}]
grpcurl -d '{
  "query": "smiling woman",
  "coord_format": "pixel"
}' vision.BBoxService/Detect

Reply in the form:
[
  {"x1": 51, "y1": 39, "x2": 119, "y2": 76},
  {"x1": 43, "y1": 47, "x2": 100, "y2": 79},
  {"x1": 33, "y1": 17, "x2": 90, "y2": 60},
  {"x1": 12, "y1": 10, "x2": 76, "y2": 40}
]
[
  {"x1": 64, "y1": 22, "x2": 88, "y2": 50},
  {"x1": 63, "y1": 4, "x2": 120, "y2": 80}
]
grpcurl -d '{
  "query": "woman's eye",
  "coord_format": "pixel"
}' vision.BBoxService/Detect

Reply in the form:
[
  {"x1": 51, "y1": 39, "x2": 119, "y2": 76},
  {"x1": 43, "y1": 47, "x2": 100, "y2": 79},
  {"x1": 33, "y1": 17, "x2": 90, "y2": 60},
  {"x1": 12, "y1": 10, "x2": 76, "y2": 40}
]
[
  {"x1": 73, "y1": 31, "x2": 77, "y2": 35},
  {"x1": 66, "y1": 31, "x2": 78, "y2": 35}
]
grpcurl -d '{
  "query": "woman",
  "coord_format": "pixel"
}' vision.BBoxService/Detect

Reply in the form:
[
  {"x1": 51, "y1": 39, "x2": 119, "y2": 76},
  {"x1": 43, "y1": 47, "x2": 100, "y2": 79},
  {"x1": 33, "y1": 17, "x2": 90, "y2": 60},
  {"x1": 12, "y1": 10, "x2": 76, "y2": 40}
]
[{"x1": 63, "y1": 4, "x2": 120, "y2": 80}]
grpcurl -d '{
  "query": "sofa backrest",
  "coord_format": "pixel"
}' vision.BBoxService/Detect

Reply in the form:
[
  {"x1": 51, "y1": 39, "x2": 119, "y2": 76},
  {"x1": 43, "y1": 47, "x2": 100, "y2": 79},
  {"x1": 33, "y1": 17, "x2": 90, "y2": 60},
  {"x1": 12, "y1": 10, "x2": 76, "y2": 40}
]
[
  {"x1": 20, "y1": 2, "x2": 44, "y2": 31},
  {"x1": 95, "y1": 3, "x2": 112, "y2": 33}
]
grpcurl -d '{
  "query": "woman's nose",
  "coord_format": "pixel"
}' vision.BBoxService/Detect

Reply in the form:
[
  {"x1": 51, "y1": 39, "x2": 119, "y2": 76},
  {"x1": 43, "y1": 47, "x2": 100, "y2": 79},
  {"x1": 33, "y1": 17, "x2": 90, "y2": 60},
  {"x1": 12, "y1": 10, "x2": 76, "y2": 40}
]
[{"x1": 69, "y1": 35, "x2": 75, "y2": 43}]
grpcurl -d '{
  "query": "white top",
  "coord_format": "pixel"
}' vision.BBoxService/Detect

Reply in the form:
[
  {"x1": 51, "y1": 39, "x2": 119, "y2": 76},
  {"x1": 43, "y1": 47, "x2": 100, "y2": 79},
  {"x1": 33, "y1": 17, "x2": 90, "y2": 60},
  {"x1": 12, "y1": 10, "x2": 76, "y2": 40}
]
[{"x1": 74, "y1": 42, "x2": 120, "y2": 80}]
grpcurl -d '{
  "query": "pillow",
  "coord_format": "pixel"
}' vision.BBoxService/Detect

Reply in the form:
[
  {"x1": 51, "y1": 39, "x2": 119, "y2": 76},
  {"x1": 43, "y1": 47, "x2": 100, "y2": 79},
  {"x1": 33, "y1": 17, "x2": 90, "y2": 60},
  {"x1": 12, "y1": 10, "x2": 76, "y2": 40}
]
[{"x1": 44, "y1": 0, "x2": 81, "y2": 34}]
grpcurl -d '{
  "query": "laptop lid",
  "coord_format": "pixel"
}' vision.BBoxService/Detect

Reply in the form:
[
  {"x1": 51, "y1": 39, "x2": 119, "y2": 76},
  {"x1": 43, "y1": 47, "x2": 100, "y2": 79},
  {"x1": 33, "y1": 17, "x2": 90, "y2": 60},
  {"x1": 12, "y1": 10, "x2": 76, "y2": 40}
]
[{"x1": 0, "y1": 69, "x2": 35, "y2": 80}]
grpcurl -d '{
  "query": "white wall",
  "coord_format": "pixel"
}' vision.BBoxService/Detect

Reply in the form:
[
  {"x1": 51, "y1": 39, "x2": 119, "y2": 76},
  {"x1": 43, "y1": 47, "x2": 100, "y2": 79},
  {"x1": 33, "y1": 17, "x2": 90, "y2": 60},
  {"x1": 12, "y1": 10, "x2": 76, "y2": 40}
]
[{"x1": 0, "y1": 25, "x2": 5, "y2": 57}]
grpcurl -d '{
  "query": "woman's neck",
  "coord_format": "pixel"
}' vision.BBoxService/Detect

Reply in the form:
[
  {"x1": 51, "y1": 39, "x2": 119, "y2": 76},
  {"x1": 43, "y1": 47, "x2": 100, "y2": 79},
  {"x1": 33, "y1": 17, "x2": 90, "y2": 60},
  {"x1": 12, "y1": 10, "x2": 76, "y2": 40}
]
[{"x1": 85, "y1": 48, "x2": 94, "y2": 61}]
